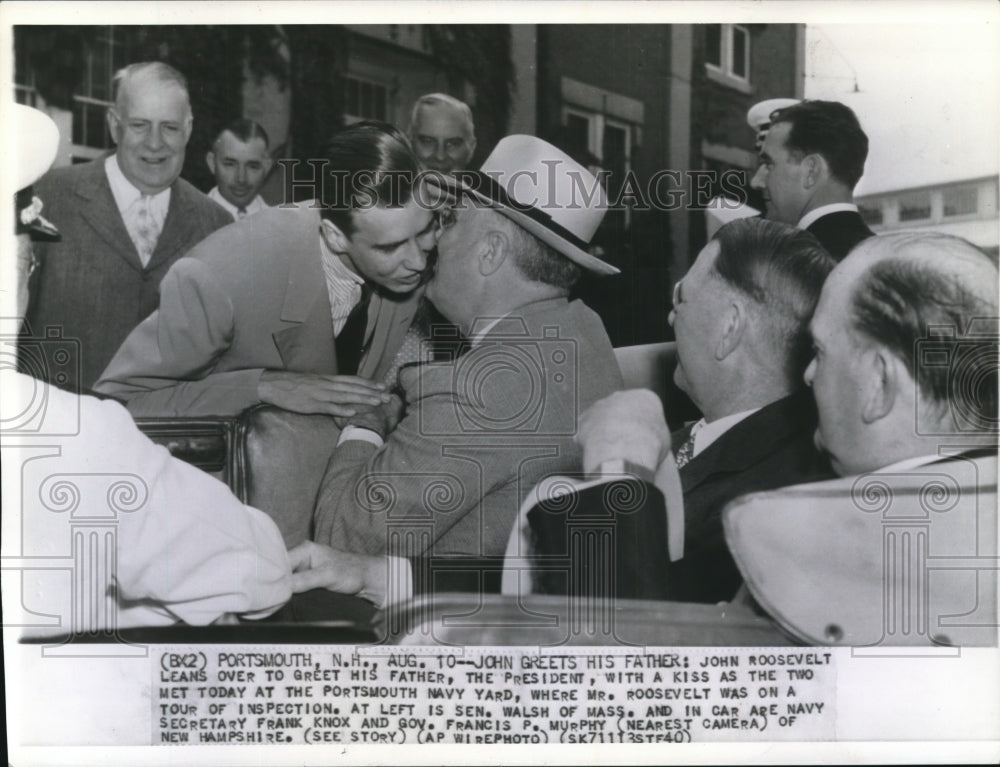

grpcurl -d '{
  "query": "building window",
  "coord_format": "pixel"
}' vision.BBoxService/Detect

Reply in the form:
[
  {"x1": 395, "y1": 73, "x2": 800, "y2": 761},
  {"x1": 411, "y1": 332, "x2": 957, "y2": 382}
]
[
  {"x1": 943, "y1": 186, "x2": 978, "y2": 218},
  {"x1": 343, "y1": 75, "x2": 388, "y2": 123},
  {"x1": 562, "y1": 106, "x2": 634, "y2": 227},
  {"x1": 72, "y1": 27, "x2": 130, "y2": 154},
  {"x1": 705, "y1": 24, "x2": 751, "y2": 89},
  {"x1": 14, "y1": 37, "x2": 38, "y2": 106},
  {"x1": 899, "y1": 191, "x2": 931, "y2": 222},
  {"x1": 859, "y1": 203, "x2": 884, "y2": 226}
]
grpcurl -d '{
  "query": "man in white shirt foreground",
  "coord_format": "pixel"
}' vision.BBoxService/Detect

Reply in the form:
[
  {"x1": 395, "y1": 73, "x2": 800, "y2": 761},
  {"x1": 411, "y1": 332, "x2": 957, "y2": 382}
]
[{"x1": 206, "y1": 118, "x2": 272, "y2": 220}]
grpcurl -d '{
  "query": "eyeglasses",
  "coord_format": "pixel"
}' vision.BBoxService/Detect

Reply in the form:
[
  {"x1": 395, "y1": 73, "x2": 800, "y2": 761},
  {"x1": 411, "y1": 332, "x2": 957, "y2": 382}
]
[{"x1": 435, "y1": 207, "x2": 457, "y2": 235}]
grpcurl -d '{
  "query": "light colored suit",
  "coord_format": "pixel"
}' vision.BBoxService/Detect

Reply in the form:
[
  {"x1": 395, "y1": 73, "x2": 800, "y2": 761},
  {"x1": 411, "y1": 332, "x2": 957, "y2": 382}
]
[
  {"x1": 314, "y1": 297, "x2": 624, "y2": 558},
  {"x1": 23, "y1": 156, "x2": 232, "y2": 391},
  {"x1": 94, "y1": 203, "x2": 422, "y2": 416}
]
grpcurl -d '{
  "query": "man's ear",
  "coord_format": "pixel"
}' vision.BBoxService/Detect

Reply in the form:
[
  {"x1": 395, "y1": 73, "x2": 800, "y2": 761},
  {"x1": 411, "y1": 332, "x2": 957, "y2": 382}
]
[
  {"x1": 106, "y1": 108, "x2": 121, "y2": 146},
  {"x1": 715, "y1": 301, "x2": 744, "y2": 360},
  {"x1": 478, "y1": 230, "x2": 509, "y2": 276},
  {"x1": 861, "y1": 347, "x2": 898, "y2": 423},
  {"x1": 319, "y1": 218, "x2": 351, "y2": 255},
  {"x1": 205, "y1": 150, "x2": 217, "y2": 176},
  {"x1": 802, "y1": 153, "x2": 826, "y2": 188}
]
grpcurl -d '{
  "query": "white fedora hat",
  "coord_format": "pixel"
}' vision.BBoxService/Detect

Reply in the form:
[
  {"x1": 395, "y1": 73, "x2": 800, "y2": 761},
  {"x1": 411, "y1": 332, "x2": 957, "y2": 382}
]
[
  {"x1": 452, "y1": 135, "x2": 619, "y2": 275},
  {"x1": 12, "y1": 104, "x2": 61, "y2": 239}
]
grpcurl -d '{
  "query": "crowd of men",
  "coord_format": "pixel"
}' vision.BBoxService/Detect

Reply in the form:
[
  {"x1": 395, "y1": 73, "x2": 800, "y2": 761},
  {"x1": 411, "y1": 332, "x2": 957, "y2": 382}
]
[{"x1": 5, "y1": 59, "x2": 996, "y2": 641}]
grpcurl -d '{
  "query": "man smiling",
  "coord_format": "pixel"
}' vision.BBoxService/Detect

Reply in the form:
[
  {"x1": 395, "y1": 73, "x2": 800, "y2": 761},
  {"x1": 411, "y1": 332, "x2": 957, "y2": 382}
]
[
  {"x1": 206, "y1": 118, "x2": 273, "y2": 220},
  {"x1": 96, "y1": 121, "x2": 434, "y2": 417},
  {"x1": 22, "y1": 61, "x2": 232, "y2": 390}
]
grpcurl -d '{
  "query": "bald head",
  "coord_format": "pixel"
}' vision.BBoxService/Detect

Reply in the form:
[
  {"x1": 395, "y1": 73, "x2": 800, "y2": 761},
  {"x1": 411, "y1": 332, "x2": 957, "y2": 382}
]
[{"x1": 806, "y1": 233, "x2": 998, "y2": 475}]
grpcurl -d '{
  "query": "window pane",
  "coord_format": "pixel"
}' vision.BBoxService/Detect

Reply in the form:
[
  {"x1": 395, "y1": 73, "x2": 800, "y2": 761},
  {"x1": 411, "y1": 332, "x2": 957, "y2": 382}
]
[
  {"x1": 705, "y1": 25, "x2": 722, "y2": 67},
  {"x1": 374, "y1": 85, "x2": 387, "y2": 120},
  {"x1": 943, "y1": 186, "x2": 978, "y2": 217},
  {"x1": 859, "y1": 204, "x2": 883, "y2": 226},
  {"x1": 360, "y1": 82, "x2": 373, "y2": 118},
  {"x1": 91, "y1": 43, "x2": 110, "y2": 100},
  {"x1": 899, "y1": 192, "x2": 931, "y2": 222},
  {"x1": 565, "y1": 113, "x2": 591, "y2": 158},
  {"x1": 731, "y1": 27, "x2": 747, "y2": 78},
  {"x1": 345, "y1": 77, "x2": 359, "y2": 114}
]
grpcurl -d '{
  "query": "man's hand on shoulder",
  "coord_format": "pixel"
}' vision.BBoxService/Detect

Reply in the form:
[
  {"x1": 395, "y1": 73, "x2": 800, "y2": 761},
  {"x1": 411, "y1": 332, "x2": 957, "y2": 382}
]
[{"x1": 257, "y1": 371, "x2": 391, "y2": 417}]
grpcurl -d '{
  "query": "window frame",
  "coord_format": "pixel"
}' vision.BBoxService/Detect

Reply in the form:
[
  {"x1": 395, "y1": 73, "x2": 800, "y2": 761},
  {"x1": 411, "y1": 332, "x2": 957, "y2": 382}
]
[{"x1": 704, "y1": 23, "x2": 752, "y2": 92}]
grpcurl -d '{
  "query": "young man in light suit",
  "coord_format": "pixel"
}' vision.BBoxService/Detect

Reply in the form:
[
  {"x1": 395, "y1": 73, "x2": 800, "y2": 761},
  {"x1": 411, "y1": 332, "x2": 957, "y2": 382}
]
[{"x1": 96, "y1": 121, "x2": 436, "y2": 418}]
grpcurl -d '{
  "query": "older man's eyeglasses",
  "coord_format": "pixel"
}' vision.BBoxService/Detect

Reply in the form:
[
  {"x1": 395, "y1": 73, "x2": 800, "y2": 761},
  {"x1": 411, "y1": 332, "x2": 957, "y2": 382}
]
[
  {"x1": 672, "y1": 279, "x2": 684, "y2": 308},
  {"x1": 435, "y1": 207, "x2": 458, "y2": 235}
]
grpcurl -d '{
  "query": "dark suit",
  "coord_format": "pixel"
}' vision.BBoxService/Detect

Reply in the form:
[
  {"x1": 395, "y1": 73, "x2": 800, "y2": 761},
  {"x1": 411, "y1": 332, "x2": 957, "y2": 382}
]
[
  {"x1": 806, "y1": 210, "x2": 875, "y2": 261},
  {"x1": 23, "y1": 156, "x2": 232, "y2": 391},
  {"x1": 666, "y1": 389, "x2": 833, "y2": 602}
]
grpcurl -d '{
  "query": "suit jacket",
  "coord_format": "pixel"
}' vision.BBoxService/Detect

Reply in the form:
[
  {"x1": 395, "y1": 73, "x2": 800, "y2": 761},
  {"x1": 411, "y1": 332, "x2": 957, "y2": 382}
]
[
  {"x1": 806, "y1": 210, "x2": 875, "y2": 261},
  {"x1": 666, "y1": 389, "x2": 834, "y2": 602},
  {"x1": 22, "y1": 156, "x2": 232, "y2": 391},
  {"x1": 94, "y1": 204, "x2": 422, "y2": 416},
  {"x1": 313, "y1": 297, "x2": 624, "y2": 558}
]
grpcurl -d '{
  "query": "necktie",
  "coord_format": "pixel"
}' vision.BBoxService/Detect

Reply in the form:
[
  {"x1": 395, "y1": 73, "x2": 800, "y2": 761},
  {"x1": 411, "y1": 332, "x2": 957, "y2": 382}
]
[
  {"x1": 131, "y1": 195, "x2": 162, "y2": 267},
  {"x1": 674, "y1": 420, "x2": 703, "y2": 469},
  {"x1": 335, "y1": 285, "x2": 372, "y2": 375},
  {"x1": 237, "y1": 207, "x2": 247, "y2": 219}
]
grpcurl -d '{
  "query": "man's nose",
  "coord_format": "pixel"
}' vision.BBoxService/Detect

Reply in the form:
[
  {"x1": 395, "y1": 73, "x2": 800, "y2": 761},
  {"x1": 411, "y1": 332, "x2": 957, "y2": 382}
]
[
  {"x1": 146, "y1": 126, "x2": 165, "y2": 150},
  {"x1": 803, "y1": 357, "x2": 816, "y2": 386},
  {"x1": 404, "y1": 240, "x2": 429, "y2": 271},
  {"x1": 236, "y1": 164, "x2": 248, "y2": 184}
]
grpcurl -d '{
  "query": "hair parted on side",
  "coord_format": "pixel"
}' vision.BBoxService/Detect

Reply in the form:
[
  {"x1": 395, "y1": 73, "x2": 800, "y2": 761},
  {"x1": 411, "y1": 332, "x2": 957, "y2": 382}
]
[
  {"x1": 849, "y1": 232, "x2": 998, "y2": 431},
  {"x1": 215, "y1": 117, "x2": 270, "y2": 149},
  {"x1": 770, "y1": 100, "x2": 869, "y2": 189},
  {"x1": 318, "y1": 120, "x2": 421, "y2": 238},
  {"x1": 713, "y1": 217, "x2": 836, "y2": 381}
]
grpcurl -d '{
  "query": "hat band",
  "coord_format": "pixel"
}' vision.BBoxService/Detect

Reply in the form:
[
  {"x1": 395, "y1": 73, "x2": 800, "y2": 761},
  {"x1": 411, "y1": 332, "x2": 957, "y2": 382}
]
[{"x1": 464, "y1": 170, "x2": 593, "y2": 253}]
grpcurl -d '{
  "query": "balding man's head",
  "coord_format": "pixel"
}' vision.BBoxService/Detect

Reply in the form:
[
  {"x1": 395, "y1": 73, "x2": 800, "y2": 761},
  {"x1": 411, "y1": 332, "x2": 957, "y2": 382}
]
[
  {"x1": 805, "y1": 233, "x2": 998, "y2": 475},
  {"x1": 408, "y1": 93, "x2": 476, "y2": 174}
]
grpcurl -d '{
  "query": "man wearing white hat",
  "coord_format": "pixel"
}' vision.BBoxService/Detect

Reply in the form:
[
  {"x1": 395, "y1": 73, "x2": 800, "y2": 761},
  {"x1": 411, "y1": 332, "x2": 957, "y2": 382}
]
[
  {"x1": 748, "y1": 99, "x2": 874, "y2": 261},
  {"x1": 312, "y1": 135, "x2": 624, "y2": 559}
]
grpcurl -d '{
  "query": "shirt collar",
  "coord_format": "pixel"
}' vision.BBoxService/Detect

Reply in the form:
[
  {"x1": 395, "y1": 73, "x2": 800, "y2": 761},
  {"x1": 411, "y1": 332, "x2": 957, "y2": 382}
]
[
  {"x1": 690, "y1": 407, "x2": 762, "y2": 458},
  {"x1": 797, "y1": 202, "x2": 858, "y2": 230},
  {"x1": 208, "y1": 186, "x2": 267, "y2": 219},
  {"x1": 469, "y1": 315, "x2": 509, "y2": 347},
  {"x1": 104, "y1": 154, "x2": 171, "y2": 213},
  {"x1": 318, "y1": 233, "x2": 365, "y2": 287}
]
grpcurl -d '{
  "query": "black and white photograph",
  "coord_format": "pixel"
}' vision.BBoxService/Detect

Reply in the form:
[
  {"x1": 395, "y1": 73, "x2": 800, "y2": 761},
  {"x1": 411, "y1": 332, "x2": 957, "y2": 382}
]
[{"x1": 2, "y1": 1, "x2": 998, "y2": 764}]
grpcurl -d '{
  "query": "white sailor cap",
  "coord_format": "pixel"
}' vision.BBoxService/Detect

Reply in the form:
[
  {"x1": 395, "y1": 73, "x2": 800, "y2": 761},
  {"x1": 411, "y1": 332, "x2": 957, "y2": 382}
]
[{"x1": 747, "y1": 98, "x2": 801, "y2": 151}]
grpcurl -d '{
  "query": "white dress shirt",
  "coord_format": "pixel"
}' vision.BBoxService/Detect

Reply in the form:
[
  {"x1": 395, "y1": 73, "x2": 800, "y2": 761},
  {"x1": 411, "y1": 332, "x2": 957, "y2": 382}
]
[
  {"x1": 105, "y1": 154, "x2": 170, "y2": 267},
  {"x1": 208, "y1": 186, "x2": 269, "y2": 220},
  {"x1": 797, "y1": 202, "x2": 859, "y2": 231}
]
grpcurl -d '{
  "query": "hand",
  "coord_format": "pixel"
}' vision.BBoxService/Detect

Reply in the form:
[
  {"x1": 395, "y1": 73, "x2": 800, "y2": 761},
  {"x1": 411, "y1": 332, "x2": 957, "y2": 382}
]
[
  {"x1": 257, "y1": 371, "x2": 390, "y2": 417},
  {"x1": 577, "y1": 389, "x2": 671, "y2": 474},
  {"x1": 342, "y1": 393, "x2": 405, "y2": 438},
  {"x1": 288, "y1": 541, "x2": 388, "y2": 606}
]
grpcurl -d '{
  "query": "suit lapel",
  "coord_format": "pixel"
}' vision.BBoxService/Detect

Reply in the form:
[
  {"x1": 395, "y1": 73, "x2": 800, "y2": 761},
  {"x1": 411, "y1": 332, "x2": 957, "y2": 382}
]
[
  {"x1": 146, "y1": 179, "x2": 199, "y2": 271},
  {"x1": 75, "y1": 157, "x2": 144, "y2": 272},
  {"x1": 358, "y1": 288, "x2": 424, "y2": 379},
  {"x1": 272, "y1": 211, "x2": 336, "y2": 373},
  {"x1": 678, "y1": 392, "x2": 811, "y2": 494}
]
